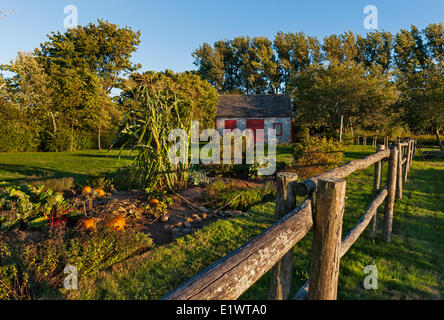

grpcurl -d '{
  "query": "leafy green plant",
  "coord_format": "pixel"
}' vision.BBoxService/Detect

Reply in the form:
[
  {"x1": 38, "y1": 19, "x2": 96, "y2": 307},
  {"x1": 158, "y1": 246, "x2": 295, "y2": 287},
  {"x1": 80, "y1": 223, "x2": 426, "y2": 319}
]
[
  {"x1": 0, "y1": 185, "x2": 73, "y2": 230},
  {"x1": 188, "y1": 167, "x2": 211, "y2": 186}
]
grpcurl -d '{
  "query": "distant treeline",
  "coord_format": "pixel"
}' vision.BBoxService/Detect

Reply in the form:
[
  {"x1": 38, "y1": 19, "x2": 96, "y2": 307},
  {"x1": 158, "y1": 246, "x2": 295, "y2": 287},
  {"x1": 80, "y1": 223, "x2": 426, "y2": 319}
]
[{"x1": 193, "y1": 25, "x2": 444, "y2": 148}]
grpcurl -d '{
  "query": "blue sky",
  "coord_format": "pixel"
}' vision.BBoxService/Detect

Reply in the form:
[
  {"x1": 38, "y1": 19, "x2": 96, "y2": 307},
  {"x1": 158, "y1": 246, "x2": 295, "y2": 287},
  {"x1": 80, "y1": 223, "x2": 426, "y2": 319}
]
[{"x1": 1, "y1": 0, "x2": 443, "y2": 72}]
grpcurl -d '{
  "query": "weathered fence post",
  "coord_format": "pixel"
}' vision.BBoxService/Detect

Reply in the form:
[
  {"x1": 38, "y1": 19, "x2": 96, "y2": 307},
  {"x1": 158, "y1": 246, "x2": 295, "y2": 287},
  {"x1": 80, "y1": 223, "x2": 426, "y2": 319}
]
[
  {"x1": 369, "y1": 145, "x2": 385, "y2": 238},
  {"x1": 405, "y1": 140, "x2": 412, "y2": 182},
  {"x1": 308, "y1": 178, "x2": 346, "y2": 300},
  {"x1": 269, "y1": 172, "x2": 299, "y2": 300},
  {"x1": 413, "y1": 139, "x2": 417, "y2": 159},
  {"x1": 383, "y1": 146, "x2": 398, "y2": 242},
  {"x1": 396, "y1": 140, "x2": 403, "y2": 199}
]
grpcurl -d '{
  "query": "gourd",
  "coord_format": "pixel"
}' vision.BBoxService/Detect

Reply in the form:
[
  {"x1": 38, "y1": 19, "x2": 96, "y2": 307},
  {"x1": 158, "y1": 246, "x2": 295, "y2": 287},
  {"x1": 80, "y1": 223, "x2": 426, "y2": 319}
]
[
  {"x1": 149, "y1": 198, "x2": 160, "y2": 207},
  {"x1": 82, "y1": 186, "x2": 92, "y2": 195},
  {"x1": 95, "y1": 189, "x2": 106, "y2": 197},
  {"x1": 78, "y1": 218, "x2": 96, "y2": 231},
  {"x1": 106, "y1": 215, "x2": 126, "y2": 231}
]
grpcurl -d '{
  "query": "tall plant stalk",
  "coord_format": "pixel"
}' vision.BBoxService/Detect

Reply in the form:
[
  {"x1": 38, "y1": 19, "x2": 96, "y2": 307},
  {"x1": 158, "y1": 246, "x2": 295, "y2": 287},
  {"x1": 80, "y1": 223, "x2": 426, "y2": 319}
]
[{"x1": 118, "y1": 82, "x2": 191, "y2": 193}]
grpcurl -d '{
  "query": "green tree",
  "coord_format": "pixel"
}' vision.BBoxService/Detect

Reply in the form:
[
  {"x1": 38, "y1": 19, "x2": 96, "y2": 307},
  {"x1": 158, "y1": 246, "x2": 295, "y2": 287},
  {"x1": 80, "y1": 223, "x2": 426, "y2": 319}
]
[
  {"x1": 35, "y1": 19, "x2": 140, "y2": 147},
  {"x1": 291, "y1": 62, "x2": 397, "y2": 134},
  {"x1": 2, "y1": 52, "x2": 54, "y2": 132},
  {"x1": 274, "y1": 32, "x2": 321, "y2": 92},
  {"x1": 395, "y1": 24, "x2": 444, "y2": 149}
]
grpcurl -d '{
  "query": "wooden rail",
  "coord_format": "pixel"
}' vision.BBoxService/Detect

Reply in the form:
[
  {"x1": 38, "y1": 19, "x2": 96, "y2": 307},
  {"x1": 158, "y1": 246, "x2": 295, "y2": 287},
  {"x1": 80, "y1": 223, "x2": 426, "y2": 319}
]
[
  {"x1": 161, "y1": 198, "x2": 313, "y2": 300},
  {"x1": 162, "y1": 138, "x2": 416, "y2": 301}
]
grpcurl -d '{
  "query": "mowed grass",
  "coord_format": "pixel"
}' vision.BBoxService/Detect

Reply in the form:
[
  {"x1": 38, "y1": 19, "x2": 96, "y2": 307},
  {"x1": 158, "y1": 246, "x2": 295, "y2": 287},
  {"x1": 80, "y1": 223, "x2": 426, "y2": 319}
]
[
  {"x1": 66, "y1": 145, "x2": 444, "y2": 300},
  {"x1": 0, "y1": 150, "x2": 134, "y2": 187},
  {"x1": 0, "y1": 146, "x2": 293, "y2": 187}
]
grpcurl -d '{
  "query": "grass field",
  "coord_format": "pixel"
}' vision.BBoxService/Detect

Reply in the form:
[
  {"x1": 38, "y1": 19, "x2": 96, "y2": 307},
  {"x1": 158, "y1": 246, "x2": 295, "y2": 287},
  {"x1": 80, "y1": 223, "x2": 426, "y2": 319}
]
[{"x1": 63, "y1": 145, "x2": 443, "y2": 300}]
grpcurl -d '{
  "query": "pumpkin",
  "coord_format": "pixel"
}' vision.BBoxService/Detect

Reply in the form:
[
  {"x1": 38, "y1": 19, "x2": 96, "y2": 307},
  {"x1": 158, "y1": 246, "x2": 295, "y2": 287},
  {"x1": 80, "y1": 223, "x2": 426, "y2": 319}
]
[
  {"x1": 106, "y1": 215, "x2": 126, "y2": 231},
  {"x1": 149, "y1": 198, "x2": 160, "y2": 207},
  {"x1": 78, "y1": 218, "x2": 96, "y2": 231},
  {"x1": 82, "y1": 186, "x2": 92, "y2": 195},
  {"x1": 95, "y1": 188, "x2": 106, "y2": 197}
]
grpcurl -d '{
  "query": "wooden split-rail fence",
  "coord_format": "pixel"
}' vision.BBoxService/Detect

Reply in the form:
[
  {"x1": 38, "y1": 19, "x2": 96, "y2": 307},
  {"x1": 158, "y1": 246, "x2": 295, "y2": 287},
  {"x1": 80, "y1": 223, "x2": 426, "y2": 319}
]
[
  {"x1": 161, "y1": 138, "x2": 417, "y2": 300},
  {"x1": 355, "y1": 135, "x2": 391, "y2": 148}
]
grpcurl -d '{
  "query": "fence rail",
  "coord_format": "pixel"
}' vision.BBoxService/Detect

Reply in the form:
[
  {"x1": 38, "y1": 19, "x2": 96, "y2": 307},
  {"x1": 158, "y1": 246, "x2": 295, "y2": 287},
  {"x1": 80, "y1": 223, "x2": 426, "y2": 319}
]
[{"x1": 162, "y1": 138, "x2": 417, "y2": 301}]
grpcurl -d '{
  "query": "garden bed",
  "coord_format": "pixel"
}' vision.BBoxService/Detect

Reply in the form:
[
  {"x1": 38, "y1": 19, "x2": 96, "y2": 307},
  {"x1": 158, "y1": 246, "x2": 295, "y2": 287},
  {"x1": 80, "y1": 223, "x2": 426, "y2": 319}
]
[{"x1": 0, "y1": 174, "x2": 275, "y2": 299}]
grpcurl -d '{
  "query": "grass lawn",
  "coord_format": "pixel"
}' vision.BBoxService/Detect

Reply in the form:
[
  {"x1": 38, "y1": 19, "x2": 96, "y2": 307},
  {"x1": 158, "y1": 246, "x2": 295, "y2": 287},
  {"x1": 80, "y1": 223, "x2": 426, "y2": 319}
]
[
  {"x1": 65, "y1": 145, "x2": 444, "y2": 300},
  {"x1": 0, "y1": 150, "x2": 134, "y2": 187},
  {"x1": 0, "y1": 145, "x2": 293, "y2": 188}
]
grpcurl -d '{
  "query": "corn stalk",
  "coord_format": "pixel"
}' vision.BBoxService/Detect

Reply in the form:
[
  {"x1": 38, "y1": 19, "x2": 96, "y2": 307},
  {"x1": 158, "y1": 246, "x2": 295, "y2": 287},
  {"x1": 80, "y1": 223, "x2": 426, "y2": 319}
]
[{"x1": 118, "y1": 83, "x2": 191, "y2": 193}]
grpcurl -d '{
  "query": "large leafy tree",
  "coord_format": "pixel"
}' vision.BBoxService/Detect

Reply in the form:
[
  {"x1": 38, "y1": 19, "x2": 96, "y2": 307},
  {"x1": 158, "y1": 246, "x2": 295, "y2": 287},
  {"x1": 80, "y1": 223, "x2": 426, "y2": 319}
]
[
  {"x1": 35, "y1": 20, "x2": 139, "y2": 148},
  {"x1": 395, "y1": 23, "x2": 444, "y2": 149},
  {"x1": 49, "y1": 65, "x2": 105, "y2": 151},
  {"x1": 2, "y1": 52, "x2": 53, "y2": 127},
  {"x1": 358, "y1": 31, "x2": 394, "y2": 71},
  {"x1": 291, "y1": 61, "x2": 397, "y2": 133},
  {"x1": 35, "y1": 19, "x2": 141, "y2": 93},
  {"x1": 274, "y1": 32, "x2": 321, "y2": 92}
]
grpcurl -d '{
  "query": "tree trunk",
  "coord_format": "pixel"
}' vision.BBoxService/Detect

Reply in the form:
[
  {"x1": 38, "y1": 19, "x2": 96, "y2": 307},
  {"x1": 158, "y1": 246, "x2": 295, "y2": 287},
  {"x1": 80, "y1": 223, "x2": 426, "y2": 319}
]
[
  {"x1": 98, "y1": 125, "x2": 102, "y2": 150},
  {"x1": 339, "y1": 115, "x2": 344, "y2": 143},
  {"x1": 70, "y1": 122, "x2": 74, "y2": 153},
  {"x1": 436, "y1": 127, "x2": 443, "y2": 151},
  {"x1": 49, "y1": 111, "x2": 57, "y2": 135}
]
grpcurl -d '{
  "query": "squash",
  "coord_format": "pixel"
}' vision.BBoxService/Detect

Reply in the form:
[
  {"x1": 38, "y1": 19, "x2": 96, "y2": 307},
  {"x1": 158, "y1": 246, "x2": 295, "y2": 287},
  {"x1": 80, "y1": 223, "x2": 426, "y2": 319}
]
[
  {"x1": 106, "y1": 215, "x2": 126, "y2": 231},
  {"x1": 82, "y1": 186, "x2": 92, "y2": 195},
  {"x1": 95, "y1": 188, "x2": 106, "y2": 197},
  {"x1": 149, "y1": 198, "x2": 160, "y2": 207},
  {"x1": 78, "y1": 218, "x2": 96, "y2": 231}
]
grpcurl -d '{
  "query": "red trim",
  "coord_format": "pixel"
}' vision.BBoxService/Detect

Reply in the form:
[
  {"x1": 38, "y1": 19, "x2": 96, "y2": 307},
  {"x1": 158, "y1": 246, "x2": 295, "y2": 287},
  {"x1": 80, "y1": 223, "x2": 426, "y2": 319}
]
[{"x1": 273, "y1": 123, "x2": 283, "y2": 137}]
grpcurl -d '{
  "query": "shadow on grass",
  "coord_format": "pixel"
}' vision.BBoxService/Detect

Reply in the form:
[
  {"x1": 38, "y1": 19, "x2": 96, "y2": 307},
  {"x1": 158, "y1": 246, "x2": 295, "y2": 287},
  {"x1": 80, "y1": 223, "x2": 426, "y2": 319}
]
[
  {"x1": 70, "y1": 153, "x2": 134, "y2": 161},
  {"x1": 0, "y1": 163, "x2": 91, "y2": 186}
]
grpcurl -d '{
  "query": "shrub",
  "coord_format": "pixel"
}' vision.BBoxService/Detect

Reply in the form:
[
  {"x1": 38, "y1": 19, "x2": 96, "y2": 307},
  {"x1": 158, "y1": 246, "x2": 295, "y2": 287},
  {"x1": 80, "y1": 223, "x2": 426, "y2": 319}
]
[
  {"x1": 292, "y1": 136, "x2": 344, "y2": 179},
  {"x1": 292, "y1": 124, "x2": 310, "y2": 144},
  {"x1": 414, "y1": 134, "x2": 444, "y2": 147},
  {"x1": 0, "y1": 120, "x2": 40, "y2": 152}
]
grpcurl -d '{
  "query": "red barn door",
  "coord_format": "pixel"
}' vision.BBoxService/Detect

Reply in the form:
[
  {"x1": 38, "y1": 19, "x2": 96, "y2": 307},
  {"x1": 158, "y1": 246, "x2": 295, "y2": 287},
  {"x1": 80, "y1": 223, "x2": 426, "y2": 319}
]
[
  {"x1": 224, "y1": 120, "x2": 237, "y2": 131},
  {"x1": 246, "y1": 119, "x2": 265, "y2": 143}
]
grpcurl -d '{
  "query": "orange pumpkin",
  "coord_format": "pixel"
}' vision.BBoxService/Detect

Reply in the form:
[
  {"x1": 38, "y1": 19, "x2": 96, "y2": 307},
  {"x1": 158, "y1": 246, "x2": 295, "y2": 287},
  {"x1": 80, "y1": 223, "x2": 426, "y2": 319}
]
[
  {"x1": 78, "y1": 218, "x2": 96, "y2": 231},
  {"x1": 95, "y1": 188, "x2": 106, "y2": 197},
  {"x1": 82, "y1": 186, "x2": 92, "y2": 195},
  {"x1": 106, "y1": 215, "x2": 126, "y2": 231},
  {"x1": 149, "y1": 198, "x2": 160, "y2": 207}
]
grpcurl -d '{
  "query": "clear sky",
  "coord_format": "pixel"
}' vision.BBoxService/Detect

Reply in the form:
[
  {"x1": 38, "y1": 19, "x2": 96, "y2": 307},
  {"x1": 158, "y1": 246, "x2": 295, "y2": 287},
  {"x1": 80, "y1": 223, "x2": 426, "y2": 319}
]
[{"x1": 1, "y1": 0, "x2": 443, "y2": 73}]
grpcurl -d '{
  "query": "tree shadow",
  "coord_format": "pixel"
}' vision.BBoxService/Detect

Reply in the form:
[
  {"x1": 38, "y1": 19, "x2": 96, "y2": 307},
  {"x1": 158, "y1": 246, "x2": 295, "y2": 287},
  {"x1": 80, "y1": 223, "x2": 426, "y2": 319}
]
[
  {"x1": 0, "y1": 163, "x2": 91, "y2": 186},
  {"x1": 70, "y1": 153, "x2": 134, "y2": 161}
]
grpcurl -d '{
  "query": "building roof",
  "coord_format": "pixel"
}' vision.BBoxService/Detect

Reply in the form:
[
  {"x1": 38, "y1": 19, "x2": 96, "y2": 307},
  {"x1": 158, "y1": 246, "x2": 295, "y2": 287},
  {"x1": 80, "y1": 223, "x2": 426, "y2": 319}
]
[{"x1": 215, "y1": 94, "x2": 292, "y2": 119}]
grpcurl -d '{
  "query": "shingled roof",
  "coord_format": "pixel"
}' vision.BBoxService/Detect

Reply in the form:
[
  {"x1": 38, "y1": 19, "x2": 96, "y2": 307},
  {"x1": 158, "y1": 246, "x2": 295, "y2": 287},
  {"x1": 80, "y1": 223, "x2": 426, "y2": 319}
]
[{"x1": 215, "y1": 94, "x2": 292, "y2": 119}]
